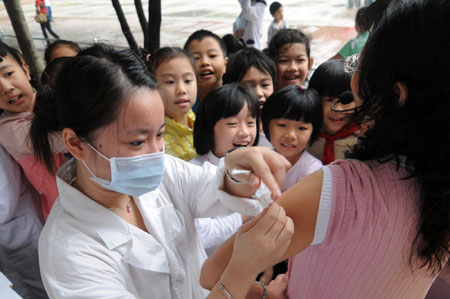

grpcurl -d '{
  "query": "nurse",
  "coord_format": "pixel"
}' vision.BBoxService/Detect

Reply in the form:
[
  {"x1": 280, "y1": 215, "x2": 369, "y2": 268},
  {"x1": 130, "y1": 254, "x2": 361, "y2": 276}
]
[{"x1": 31, "y1": 45, "x2": 293, "y2": 298}]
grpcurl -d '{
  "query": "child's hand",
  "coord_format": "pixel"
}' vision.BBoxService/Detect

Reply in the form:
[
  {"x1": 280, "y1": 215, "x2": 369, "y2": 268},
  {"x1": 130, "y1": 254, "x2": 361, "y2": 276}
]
[
  {"x1": 224, "y1": 147, "x2": 291, "y2": 200},
  {"x1": 228, "y1": 203, "x2": 294, "y2": 278}
]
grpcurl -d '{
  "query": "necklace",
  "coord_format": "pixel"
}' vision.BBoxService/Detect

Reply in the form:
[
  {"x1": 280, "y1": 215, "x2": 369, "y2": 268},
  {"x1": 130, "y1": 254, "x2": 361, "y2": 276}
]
[{"x1": 109, "y1": 196, "x2": 133, "y2": 213}]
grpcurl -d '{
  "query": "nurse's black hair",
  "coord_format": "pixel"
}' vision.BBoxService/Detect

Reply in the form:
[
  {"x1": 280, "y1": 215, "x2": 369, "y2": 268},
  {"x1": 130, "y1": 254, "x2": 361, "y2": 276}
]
[
  {"x1": 30, "y1": 44, "x2": 158, "y2": 173},
  {"x1": 261, "y1": 85, "x2": 322, "y2": 145},
  {"x1": 194, "y1": 83, "x2": 260, "y2": 156}
]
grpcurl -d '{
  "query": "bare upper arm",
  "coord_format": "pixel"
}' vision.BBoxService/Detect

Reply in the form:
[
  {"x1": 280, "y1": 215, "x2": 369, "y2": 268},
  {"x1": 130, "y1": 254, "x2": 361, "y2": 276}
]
[{"x1": 276, "y1": 168, "x2": 324, "y2": 260}]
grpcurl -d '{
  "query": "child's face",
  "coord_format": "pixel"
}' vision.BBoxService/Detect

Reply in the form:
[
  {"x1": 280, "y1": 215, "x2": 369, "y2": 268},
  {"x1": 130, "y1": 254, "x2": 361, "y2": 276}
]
[
  {"x1": 269, "y1": 118, "x2": 313, "y2": 165},
  {"x1": 187, "y1": 37, "x2": 227, "y2": 91},
  {"x1": 154, "y1": 56, "x2": 197, "y2": 120},
  {"x1": 321, "y1": 96, "x2": 351, "y2": 135},
  {"x1": 274, "y1": 7, "x2": 284, "y2": 22},
  {"x1": 49, "y1": 45, "x2": 78, "y2": 63},
  {"x1": 213, "y1": 103, "x2": 257, "y2": 158},
  {"x1": 0, "y1": 54, "x2": 34, "y2": 113},
  {"x1": 82, "y1": 88, "x2": 165, "y2": 181},
  {"x1": 276, "y1": 43, "x2": 313, "y2": 90},
  {"x1": 241, "y1": 66, "x2": 274, "y2": 110}
]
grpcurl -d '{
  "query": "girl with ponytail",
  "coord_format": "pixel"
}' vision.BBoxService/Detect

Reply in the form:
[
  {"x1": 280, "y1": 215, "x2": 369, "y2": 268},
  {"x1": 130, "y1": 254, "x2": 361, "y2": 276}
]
[{"x1": 0, "y1": 42, "x2": 66, "y2": 219}]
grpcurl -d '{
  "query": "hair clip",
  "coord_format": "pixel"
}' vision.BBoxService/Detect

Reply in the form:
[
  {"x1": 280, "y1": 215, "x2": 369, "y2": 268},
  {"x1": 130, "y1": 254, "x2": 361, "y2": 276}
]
[{"x1": 146, "y1": 53, "x2": 151, "y2": 62}]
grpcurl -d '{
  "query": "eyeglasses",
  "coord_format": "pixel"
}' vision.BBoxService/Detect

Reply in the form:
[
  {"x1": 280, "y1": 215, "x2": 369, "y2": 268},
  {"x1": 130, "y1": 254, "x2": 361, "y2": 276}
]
[
  {"x1": 330, "y1": 90, "x2": 359, "y2": 113},
  {"x1": 344, "y1": 53, "x2": 360, "y2": 74}
]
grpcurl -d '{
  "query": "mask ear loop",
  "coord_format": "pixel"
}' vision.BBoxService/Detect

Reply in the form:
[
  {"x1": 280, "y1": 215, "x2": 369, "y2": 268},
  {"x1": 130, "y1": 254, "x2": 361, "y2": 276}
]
[{"x1": 82, "y1": 143, "x2": 111, "y2": 180}]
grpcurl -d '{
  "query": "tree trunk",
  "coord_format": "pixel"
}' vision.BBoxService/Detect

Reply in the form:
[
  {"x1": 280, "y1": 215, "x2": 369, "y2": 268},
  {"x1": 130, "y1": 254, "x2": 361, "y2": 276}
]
[
  {"x1": 134, "y1": 0, "x2": 148, "y2": 48},
  {"x1": 3, "y1": 0, "x2": 44, "y2": 79},
  {"x1": 111, "y1": 0, "x2": 141, "y2": 56},
  {"x1": 147, "y1": 0, "x2": 161, "y2": 54}
]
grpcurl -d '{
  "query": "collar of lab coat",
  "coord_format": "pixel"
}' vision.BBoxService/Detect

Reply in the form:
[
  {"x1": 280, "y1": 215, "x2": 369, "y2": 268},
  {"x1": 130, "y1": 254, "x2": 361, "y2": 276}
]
[
  {"x1": 55, "y1": 159, "x2": 171, "y2": 273},
  {"x1": 55, "y1": 159, "x2": 136, "y2": 249}
]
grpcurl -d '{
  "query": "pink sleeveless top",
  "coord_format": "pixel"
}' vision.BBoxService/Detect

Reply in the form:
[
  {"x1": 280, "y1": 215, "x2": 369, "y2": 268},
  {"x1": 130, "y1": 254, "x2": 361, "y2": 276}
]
[{"x1": 287, "y1": 159, "x2": 444, "y2": 299}]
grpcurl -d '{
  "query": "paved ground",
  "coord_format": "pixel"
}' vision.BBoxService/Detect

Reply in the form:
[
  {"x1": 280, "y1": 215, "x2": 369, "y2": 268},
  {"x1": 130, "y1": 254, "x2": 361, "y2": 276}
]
[{"x1": 0, "y1": 0, "x2": 362, "y2": 66}]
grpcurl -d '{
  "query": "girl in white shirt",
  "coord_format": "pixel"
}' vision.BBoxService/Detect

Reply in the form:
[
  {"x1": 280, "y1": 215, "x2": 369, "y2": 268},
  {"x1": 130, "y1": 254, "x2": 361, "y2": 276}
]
[
  {"x1": 237, "y1": 0, "x2": 267, "y2": 50},
  {"x1": 31, "y1": 44, "x2": 293, "y2": 298}
]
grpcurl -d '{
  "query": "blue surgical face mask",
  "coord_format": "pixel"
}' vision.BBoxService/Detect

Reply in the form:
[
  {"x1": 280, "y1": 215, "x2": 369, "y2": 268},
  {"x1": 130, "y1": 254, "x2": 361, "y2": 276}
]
[{"x1": 82, "y1": 143, "x2": 165, "y2": 196}]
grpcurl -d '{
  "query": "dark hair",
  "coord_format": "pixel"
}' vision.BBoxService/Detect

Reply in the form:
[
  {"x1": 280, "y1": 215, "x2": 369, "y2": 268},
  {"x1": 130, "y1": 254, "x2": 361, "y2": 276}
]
[
  {"x1": 222, "y1": 34, "x2": 246, "y2": 57},
  {"x1": 0, "y1": 42, "x2": 23, "y2": 66},
  {"x1": 183, "y1": 29, "x2": 227, "y2": 57},
  {"x1": 223, "y1": 48, "x2": 277, "y2": 87},
  {"x1": 355, "y1": 7, "x2": 371, "y2": 32},
  {"x1": 40, "y1": 56, "x2": 71, "y2": 86},
  {"x1": 269, "y1": 1, "x2": 282, "y2": 15},
  {"x1": 261, "y1": 85, "x2": 322, "y2": 145},
  {"x1": 194, "y1": 83, "x2": 260, "y2": 155},
  {"x1": 149, "y1": 47, "x2": 196, "y2": 75},
  {"x1": 30, "y1": 44, "x2": 158, "y2": 173},
  {"x1": 44, "y1": 40, "x2": 81, "y2": 65},
  {"x1": 348, "y1": 0, "x2": 450, "y2": 273},
  {"x1": 308, "y1": 59, "x2": 352, "y2": 98},
  {"x1": 267, "y1": 29, "x2": 311, "y2": 61}
]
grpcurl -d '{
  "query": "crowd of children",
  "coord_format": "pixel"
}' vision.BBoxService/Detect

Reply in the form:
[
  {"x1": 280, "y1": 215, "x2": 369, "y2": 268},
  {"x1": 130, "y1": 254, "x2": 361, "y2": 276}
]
[{"x1": 0, "y1": 0, "x2": 449, "y2": 298}]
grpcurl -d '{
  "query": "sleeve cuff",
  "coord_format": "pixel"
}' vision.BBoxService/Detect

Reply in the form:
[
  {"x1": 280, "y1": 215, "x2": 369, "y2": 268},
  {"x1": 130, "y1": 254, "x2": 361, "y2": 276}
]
[
  {"x1": 215, "y1": 158, "x2": 272, "y2": 217},
  {"x1": 311, "y1": 166, "x2": 333, "y2": 245}
]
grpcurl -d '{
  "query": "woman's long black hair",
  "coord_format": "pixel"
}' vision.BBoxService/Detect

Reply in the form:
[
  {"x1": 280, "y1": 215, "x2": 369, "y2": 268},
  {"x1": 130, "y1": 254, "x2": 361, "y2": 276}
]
[{"x1": 348, "y1": 0, "x2": 450, "y2": 273}]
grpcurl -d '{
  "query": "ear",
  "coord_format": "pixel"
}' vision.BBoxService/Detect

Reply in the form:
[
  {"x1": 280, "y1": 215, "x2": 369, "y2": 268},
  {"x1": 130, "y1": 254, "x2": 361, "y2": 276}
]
[
  {"x1": 22, "y1": 63, "x2": 31, "y2": 81},
  {"x1": 223, "y1": 56, "x2": 229, "y2": 74},
  {"x1": 308, "y1": 57, "x2": 314, "y2": 70},
  {"x1": 394, "y1": 82, "x2": 408, "y2": 107},
  {"x1": 62, "y1": 128, "x2": 89, "y2": 160}
]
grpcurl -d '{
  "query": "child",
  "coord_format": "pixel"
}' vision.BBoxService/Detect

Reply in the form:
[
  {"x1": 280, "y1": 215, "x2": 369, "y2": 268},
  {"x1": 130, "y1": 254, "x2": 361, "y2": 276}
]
[
  {"x1": 191, "y1": 83, "x2": 259, "y2": 256},
  {"x1": 31, "y1": 44, "x2": 292, "y2": 298},
  {"x1": 268, "y1": 28, "x2": 314, "y2": 90},
  {"x1": 330, "y1": 7, "x2": 370, "y2": 60},
  {"x1": 151, "y1": 47, "x2": 197, "y2": 161},
  {"x1": 268, "y1": 2, "x2": 287, "y2": 43},
  {"x1": 223, "y1": 47, "x2": 277, "y2": 147},
  {"x1": 0, "y1": 42, "x2": 66, "y2": 219},
  {"x1": 44, "y1": 39, "x2": 81, "y2": 65},
  {"x1": 184, "y1": 30, "x2": 228, "y2": 104},
  {"x1": 261, "y1": 84, "x2": 322, "y2": 191},
  {"x1": 222, "y1": 34, "x2": 246, "y2": 59},
  {"x1": 192, "y1": 82, "x2": 259, "y2": 165},
  {"x1": 237, "y1": 0, "x2": 267, "y2": 50},
  {"x1": 307, "y1": 59, "x2": 360, "y2": 164}
]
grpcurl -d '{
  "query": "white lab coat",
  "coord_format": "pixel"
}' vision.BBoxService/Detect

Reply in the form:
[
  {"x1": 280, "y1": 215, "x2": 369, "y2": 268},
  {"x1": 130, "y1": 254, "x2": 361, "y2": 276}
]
[
  {"x1": 39, "y1": 155, "x2": 266, "y2": 299},
  {"x1": 238, "y1": 0, "x2": 266, "y2": 50}
]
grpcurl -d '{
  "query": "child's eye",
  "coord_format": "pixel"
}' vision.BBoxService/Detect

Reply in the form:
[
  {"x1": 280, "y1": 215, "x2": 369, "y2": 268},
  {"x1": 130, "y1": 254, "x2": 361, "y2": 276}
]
[
  {"x1": 192, "y1": 56, "x2": 200, "y2": 61},
  {"x1": 209, "y1": 55, "x2": 218, "y2": 59},
  {"x1": 247, "y1": 121, "x2": 256, "y2": 126},
  {"x1": 130, "y1": 140, "x2": 145, "y2": 146},
  {"x1": 157, "y1": 131, "x2": 166, "y2": 138},
  {"x1": 164, "y1": 80, "x2": 175, "y2": 85},
  {"x1": 296, "y1": 58, "x2": 306, "y2": 63},
  {"x1": 226, "y1": 122, "x2": 237, "y2": 126},
  {"x1": 278, "y1": 59, "x2": 288, "y2": 63},
  {"x1": 276, "y1": 123, "x2": 286, "y2": 128},
  {"x1": 5, "y1": 71, "x2": 13, "y2": 77},
  {"x1": 262, "y1": 83, "x2": 271, "y2": 88},
  {"x1": 185, "y1": 79, "x2": 193, "y2": 84}
]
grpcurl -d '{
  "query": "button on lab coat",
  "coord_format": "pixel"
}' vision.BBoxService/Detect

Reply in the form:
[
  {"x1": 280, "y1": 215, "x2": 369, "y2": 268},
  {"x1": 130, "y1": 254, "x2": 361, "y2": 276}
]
[{"x1": 39, "y1": 155, "x2": 266, "y2": 299}]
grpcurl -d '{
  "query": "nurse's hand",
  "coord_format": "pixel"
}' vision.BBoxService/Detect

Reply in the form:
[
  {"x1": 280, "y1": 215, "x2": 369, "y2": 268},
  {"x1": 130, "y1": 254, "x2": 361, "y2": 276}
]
[{"x1": 224, "y1": 147, "x2": 291, "y2": 200}]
